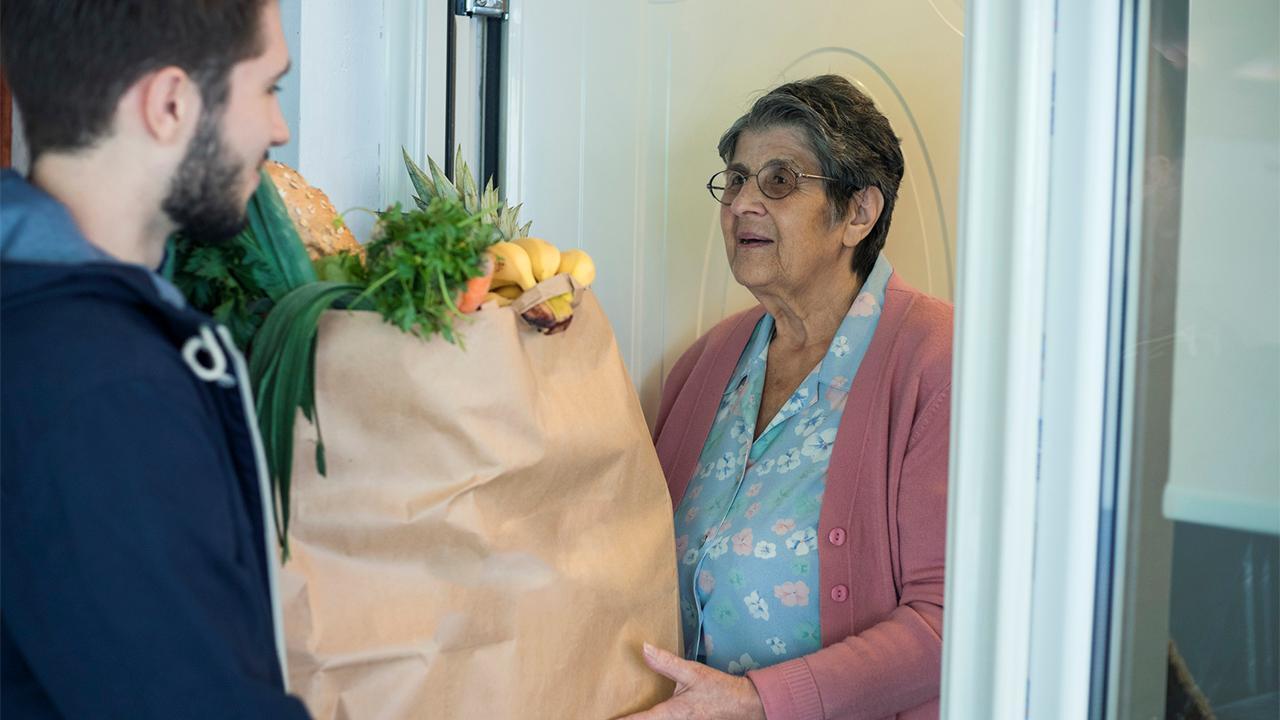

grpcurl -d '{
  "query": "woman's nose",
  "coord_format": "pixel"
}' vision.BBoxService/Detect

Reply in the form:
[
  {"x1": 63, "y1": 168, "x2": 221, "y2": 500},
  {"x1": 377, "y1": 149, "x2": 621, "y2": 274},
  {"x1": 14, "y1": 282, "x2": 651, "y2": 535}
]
[{"x1": 729, "y1": 179, "x2": 768, "y2": 216}]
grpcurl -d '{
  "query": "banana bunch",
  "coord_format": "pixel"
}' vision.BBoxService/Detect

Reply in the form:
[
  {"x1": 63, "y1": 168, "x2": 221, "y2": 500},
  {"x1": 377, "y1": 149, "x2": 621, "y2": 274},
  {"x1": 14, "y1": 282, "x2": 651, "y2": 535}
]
[{"x1": 485, "y1": 238, "x2": 596, "y2": 335}]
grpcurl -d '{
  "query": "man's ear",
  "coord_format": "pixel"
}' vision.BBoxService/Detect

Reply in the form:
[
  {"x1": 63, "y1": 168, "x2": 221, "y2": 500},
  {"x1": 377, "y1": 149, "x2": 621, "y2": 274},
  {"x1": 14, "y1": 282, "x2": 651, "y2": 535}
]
[
  {"x1": 840, "y1": 186, "x2": 884, "y2": 249},
  {"x1": 136, "y1": 67, "x2": 200, "y2": 146}
]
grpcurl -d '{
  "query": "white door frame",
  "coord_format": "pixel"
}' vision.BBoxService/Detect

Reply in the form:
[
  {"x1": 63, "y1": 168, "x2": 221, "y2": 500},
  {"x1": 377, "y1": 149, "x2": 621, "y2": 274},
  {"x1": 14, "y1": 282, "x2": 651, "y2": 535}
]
[
  {"x1": 381, "y1": 0, "x2": 449, "y2": 209},
  {"x1": 942, "y1": 0, "x2": 1139, "y2": 716},
  {"x1": 382, "y1": 0, "x2": 485, "y2": 208},
  {"x1": 940, "y1": 0, "x2": 1054, "y2": 713}
]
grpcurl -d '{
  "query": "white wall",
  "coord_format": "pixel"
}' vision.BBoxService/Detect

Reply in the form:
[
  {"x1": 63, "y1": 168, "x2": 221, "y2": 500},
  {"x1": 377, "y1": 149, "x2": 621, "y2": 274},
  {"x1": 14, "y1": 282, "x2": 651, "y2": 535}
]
[
  {"x1": 271, "y1": 0, "x2": 967, "y2": 424},
  {"x1": 505, "y1": 0, "x2": 965, "y2": 422},
  {"x1": 281, "y1": 1, "x2": 454, "y2": 242},
  {"x1": 292, "y1": 3, "x2": 390, "y2": 241}
]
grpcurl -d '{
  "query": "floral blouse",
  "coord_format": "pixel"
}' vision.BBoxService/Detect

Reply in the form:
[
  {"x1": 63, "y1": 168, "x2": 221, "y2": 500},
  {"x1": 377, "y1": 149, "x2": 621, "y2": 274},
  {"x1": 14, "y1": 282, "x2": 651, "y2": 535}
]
[{"x1": 672, "y1": 255, "x2": 892, "y2": 675}]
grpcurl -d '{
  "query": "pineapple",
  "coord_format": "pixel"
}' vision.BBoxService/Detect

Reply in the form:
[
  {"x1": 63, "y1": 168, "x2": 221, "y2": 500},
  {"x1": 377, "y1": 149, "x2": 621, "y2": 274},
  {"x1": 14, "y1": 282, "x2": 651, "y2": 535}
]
[
  {"x1": 402, "y1": 147, "x2": 532, "y2": 241},
  {"x1": 402, "y1": 147, "x2": 581, "y2": 333}
]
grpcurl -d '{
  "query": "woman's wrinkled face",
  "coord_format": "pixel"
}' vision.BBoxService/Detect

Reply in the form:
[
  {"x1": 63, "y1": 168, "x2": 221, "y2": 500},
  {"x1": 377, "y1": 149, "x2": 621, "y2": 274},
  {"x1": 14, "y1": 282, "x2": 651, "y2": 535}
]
[{"x1": 720, "y1": 126, "x2": 853, "y2": 300}]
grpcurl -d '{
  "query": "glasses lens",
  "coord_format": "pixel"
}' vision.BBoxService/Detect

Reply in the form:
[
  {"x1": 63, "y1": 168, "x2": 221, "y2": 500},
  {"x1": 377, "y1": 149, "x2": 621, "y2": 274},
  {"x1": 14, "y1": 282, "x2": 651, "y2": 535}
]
[
  {"x1": 710, "y1": 170, "x2": 747, "y2": 204},
  {"x1": 759, "y1": 165, "x2": 798, "y2": 199}
]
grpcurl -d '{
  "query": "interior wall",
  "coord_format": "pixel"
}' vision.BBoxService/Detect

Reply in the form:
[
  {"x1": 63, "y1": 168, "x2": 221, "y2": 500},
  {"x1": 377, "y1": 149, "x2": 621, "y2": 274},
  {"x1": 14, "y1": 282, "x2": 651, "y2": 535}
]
[
  {"x1": 504, "y1": 0, "x2": 965, "y2": 422},
  {"x1": 292, "y1": 2, "x2": 390, "y2": 241},
  {"x1": 277, "y1": 1, "x2": 455, "y2": 243}
]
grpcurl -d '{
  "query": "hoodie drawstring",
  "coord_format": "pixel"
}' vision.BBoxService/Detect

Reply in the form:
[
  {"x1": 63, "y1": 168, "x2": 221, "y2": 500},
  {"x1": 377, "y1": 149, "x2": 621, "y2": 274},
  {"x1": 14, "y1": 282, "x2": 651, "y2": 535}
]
[{"x1": 181, "y1": 325, "x2": 229, "y2": 384}]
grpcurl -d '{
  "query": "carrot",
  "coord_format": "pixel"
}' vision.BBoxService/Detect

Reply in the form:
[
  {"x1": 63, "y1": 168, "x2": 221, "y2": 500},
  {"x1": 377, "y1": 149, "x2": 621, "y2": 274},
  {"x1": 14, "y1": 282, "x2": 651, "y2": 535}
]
[{"x1": 456, "y1": 252, "x2": 495, "y2": 313}]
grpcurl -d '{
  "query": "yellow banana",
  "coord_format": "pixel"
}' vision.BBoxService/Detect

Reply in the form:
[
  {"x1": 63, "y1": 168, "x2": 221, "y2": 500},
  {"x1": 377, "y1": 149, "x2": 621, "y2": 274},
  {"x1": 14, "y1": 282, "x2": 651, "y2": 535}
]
[
  {"x1": 520, "y1": 292, "x2": 575, "y2": 335},
  {"x1": 557, "y1": 249, "x2": 596, "y2": 287},
  {"x1": 483, "y1": 291, "x2": 512, "y2": 307},
  {"x1": 513, "y1": 237, "x2": 561, "y2": 283},
  {"x1": 489, "y1": 242, "x2": 536, "y2": 290},
  {"x1": 493, "y1": 284, "x2": 523, "y2": 300},
  {"x1": 547, "y1": 292, "x2": 574, "y2": 320}
]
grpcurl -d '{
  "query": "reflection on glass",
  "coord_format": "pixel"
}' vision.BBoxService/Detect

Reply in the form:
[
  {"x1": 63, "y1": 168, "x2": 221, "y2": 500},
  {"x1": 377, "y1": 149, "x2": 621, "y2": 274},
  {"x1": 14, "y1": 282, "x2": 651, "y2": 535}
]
[{"x1": 1107, "y1": 0, "x2": 1279, "y2": 718}]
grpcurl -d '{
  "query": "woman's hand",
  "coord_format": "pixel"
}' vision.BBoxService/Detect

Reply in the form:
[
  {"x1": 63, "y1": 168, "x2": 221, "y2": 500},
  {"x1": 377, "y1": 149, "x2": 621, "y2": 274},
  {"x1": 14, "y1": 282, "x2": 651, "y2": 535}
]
[{"x1": 621, "y1": 643, "x2": 767, "y2": 720}]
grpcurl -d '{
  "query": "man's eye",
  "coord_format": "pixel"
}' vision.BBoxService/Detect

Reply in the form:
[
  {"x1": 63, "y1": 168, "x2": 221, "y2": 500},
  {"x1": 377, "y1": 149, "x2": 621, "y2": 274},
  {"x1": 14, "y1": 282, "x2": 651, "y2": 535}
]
[
  {"x1": 269, "y1": 84, "x2": 283, "y2": 95},
  {"x1": 726, "y1": 173, "x2": 747, "y2": 187}
]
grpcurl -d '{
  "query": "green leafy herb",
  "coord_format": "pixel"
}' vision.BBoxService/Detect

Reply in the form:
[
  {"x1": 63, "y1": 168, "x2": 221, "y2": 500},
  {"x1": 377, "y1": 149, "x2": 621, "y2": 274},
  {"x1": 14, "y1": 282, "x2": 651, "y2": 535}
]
[
  {"x1": 312, "y1": 250, "x2": 368, "y2": 284},
  {"x1": 356, "y1": 197, "x2": 498, "y2": 346},
  {"x1": 169, "y1": 233, "x2": 272, "y2": 350}
]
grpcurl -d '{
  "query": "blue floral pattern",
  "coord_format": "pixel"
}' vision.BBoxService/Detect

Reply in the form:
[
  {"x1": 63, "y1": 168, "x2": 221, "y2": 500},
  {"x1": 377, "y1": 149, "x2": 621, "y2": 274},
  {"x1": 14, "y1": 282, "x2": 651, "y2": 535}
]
[{"x1": 673, "y1": 255, "x2": 892, "y2": 674}]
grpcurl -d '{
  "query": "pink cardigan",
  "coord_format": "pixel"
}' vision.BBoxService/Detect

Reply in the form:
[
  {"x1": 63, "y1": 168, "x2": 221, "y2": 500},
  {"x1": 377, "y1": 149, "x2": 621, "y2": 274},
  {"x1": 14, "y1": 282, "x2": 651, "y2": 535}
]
[{"x1": 653, "y1": 275, "x2": 952, "y2": 720}]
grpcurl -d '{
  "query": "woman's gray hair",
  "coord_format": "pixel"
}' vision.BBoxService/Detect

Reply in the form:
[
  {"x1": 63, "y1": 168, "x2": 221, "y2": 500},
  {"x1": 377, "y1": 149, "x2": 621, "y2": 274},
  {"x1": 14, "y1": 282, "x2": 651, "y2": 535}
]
[{"x1": 717, "y1": 75, "x2": 904, "y2": 281}]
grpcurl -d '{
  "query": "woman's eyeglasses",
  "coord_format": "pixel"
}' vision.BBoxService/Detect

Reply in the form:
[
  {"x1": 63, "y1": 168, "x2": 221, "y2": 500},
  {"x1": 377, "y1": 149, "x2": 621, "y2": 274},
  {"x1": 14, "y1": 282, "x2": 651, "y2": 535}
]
[{"x1": 707, "y1": 163, "x2": 835, "y2": 205}]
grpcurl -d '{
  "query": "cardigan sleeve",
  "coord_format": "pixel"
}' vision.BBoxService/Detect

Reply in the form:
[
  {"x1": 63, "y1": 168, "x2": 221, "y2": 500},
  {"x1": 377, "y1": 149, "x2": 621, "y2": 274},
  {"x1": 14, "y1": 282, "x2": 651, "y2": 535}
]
[{"x1": 747, "y1": 385, "x2": 950, "y2": 720}]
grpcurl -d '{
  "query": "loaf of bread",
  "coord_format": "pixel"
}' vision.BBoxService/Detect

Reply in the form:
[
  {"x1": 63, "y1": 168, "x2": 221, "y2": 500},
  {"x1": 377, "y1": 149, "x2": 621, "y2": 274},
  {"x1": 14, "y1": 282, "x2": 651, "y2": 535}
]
[{"x1": 264, "y1": 161, "x2": 364, "y2": 260}]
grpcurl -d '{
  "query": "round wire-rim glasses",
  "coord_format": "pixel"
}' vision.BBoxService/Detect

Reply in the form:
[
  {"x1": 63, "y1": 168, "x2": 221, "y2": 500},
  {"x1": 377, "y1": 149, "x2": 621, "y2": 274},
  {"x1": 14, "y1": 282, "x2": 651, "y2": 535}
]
[{"x1": 706, "y1": 163, "x2": 836, "y2": 205}]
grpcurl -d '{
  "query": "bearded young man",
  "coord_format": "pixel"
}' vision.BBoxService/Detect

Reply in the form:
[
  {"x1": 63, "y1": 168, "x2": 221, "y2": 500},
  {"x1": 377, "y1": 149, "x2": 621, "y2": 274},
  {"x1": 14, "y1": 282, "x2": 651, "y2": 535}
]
[{"x1": 0, "y1": 1, "x2": 310, "y2": 717}]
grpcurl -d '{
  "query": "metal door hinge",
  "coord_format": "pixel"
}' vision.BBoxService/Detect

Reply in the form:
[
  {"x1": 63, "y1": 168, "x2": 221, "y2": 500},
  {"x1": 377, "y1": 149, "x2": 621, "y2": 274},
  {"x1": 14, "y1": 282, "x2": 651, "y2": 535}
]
[{"x1": 454, "y1": 0, "x2": 507, "y2": 19}]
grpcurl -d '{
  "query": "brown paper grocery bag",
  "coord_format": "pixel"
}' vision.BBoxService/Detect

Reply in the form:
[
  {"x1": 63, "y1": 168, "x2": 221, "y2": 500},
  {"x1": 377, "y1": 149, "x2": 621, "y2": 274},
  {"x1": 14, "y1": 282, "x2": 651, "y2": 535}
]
[{"x1": 279, "y1": 284, "x2": 680, "y2": 720}]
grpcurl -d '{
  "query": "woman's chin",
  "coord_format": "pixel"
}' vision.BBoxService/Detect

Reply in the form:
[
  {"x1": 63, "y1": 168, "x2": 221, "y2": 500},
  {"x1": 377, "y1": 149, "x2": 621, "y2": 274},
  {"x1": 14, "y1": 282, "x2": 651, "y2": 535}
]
[{"x1": 729, "y1": 265, "x2": 780, "y2": 294}]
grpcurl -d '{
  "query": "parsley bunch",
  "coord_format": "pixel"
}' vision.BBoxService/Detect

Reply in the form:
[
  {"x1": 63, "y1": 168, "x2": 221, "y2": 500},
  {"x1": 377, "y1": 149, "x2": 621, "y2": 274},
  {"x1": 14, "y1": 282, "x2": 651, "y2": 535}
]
[
  {"x1": 357, "y1": 196, "x2": 498, "y2": 345},
  {"x1": 169, "y1": 233, "x2": 272, "y2": 350}
]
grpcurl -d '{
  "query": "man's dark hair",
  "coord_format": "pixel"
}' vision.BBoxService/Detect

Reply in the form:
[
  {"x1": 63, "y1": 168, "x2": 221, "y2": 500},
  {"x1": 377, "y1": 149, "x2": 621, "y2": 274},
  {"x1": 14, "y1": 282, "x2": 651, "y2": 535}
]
[
  {"x1": 1, "y1": 0, "x2": 269, "y2": 162},
  {"x1": 718, "y1": 75, "x2": 905, "y2": 282}
]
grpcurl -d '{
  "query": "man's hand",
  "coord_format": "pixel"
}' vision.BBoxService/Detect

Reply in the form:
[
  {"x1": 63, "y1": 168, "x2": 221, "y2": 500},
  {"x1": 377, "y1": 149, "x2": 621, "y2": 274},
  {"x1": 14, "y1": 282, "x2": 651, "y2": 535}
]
[{"x1": 621, "y1": 643, "x2": 767, "y2": 720}]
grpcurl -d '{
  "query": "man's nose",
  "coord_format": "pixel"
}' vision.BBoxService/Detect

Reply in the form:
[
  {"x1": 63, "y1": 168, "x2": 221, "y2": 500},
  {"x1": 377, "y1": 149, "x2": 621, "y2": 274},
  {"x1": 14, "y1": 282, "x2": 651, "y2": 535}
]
[{"x1": 270, "y1": 96, "x2": 291, "y2": 147}]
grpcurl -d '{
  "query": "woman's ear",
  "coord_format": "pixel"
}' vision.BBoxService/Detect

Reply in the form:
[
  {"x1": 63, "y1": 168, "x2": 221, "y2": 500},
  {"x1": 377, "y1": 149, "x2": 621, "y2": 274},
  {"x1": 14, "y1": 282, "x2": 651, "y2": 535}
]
[{"x1": 841, "y1": 186, "x2": 884, "y2": 249}]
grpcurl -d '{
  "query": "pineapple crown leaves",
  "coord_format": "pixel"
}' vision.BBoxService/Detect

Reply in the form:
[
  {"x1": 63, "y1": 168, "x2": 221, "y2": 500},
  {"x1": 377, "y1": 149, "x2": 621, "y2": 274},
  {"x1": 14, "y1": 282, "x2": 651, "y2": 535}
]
[
  {"x1": 456, "y1": 149, "x2": 481, "y2": 213},
  {"x1": 401, "y1": 146, "x2": 531, "y2": 241}
]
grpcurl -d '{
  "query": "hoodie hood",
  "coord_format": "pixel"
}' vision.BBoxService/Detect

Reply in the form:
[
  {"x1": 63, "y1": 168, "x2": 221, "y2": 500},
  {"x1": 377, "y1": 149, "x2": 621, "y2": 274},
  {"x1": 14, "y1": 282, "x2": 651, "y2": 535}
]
[
  {"x1": 2, "y1": 168, "x2": 218, "y2": 393},
  {"x1": 1, "y1": 169, "x2": 187, "y2": 309}
]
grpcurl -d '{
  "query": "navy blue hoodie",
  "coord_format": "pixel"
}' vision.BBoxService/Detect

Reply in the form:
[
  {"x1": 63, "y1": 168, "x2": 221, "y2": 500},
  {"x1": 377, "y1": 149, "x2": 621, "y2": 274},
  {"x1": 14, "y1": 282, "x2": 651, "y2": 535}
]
[{"x1": 1, "y1": 170, "x2": 309, "y2": 718}]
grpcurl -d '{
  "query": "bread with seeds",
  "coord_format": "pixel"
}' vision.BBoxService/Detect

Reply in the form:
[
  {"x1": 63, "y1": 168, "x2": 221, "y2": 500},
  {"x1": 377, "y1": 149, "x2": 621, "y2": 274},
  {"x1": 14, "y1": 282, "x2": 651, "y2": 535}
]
[{"x1": 264, "y1": 160, "x2": 363, "y2": 259}]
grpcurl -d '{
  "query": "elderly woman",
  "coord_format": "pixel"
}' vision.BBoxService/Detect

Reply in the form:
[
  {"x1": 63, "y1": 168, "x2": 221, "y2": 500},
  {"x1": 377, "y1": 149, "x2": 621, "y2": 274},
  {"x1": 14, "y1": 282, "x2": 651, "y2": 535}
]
[{"x1": 631, "y1": 75, "x2": 952, "y2": 720}]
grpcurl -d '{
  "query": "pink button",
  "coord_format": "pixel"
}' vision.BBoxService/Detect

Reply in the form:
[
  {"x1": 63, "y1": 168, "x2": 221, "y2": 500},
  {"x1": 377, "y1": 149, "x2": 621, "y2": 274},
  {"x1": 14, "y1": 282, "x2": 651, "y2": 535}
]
[
  {"x1": 828, "y1": 527, "x2": 847, "y2": 546},
  {"x1": 830, "y1": 584, "x2": 849, "y2": 602}
]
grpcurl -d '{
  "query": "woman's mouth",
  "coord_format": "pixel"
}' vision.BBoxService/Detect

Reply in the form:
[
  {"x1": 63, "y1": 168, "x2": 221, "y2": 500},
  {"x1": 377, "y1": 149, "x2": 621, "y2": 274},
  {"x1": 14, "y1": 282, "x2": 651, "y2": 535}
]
[{"x1": 737, "y1": 233, "x2": 774, "y2": 247}]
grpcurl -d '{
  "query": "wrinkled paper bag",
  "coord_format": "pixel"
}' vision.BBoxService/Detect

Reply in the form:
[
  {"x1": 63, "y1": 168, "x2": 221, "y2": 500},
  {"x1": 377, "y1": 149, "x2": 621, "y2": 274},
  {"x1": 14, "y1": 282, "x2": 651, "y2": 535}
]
[{"x1": 280, "y1": 282, "x2": 680, "y2": 719}]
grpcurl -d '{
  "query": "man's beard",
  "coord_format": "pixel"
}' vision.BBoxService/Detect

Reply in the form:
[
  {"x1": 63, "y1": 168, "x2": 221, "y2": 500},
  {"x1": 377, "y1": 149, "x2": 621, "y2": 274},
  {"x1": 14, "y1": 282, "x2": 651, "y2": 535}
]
[{"x1": 162, "y1": 107, "x2": 252, "y2": 244}]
